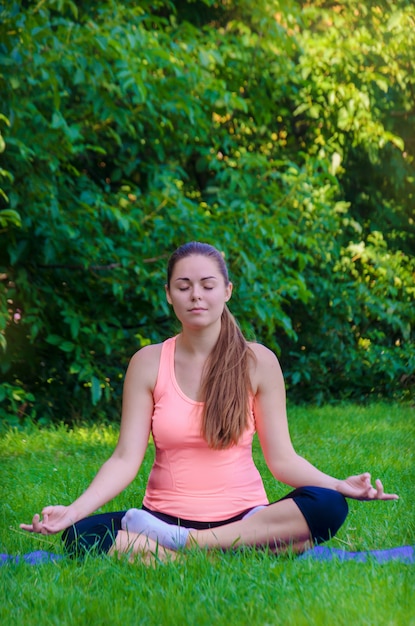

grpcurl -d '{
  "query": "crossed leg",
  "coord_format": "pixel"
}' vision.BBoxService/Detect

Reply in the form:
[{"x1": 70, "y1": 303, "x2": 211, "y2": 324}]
[
  {"x1": 110, "y1": 498, "x2": 312, "y2": 563},
  {"x1": 187, "y1": 498, "x2": 312, "y2": 552},
  {"x1": 70, "y1": 487, "x2": 346, "y2": 563}
]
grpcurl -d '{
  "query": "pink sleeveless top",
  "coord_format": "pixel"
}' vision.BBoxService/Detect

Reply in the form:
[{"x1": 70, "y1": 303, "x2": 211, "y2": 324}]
[{"x1": 142, "y1": 336, "x2": 269, "y2": 521}]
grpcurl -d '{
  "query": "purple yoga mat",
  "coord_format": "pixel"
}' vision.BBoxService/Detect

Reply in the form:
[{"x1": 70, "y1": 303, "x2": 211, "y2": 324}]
[
  {"x1": 1, "y1": 545, "x2": 414, "y2": 565},
  {"x1": 0, "y1": 550, "x2": 64, "y2": 565},
  {"x1": 299, "y1": 545, "x2": 415, "y2": 564}
]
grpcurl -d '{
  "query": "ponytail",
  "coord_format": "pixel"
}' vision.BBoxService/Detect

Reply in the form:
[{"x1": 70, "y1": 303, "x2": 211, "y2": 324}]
[{"x1": 200, "y1": 305, "x2": 255, "y2": 449}]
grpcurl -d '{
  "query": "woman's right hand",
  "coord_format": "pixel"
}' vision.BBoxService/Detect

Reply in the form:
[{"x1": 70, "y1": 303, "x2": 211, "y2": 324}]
[{"x1": 20, "y1": 505, "x2": 76, "y2": 535}]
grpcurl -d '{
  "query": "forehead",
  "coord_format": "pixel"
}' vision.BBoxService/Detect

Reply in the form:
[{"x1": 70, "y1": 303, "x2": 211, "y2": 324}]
[{"x1": 171, "y1": 254, "x2": 222, "y2": 279}]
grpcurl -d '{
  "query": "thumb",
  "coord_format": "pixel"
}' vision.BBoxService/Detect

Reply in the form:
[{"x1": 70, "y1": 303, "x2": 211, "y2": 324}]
[{"x1": 41, "y1": 506, "x2": 54, "y2": 515}]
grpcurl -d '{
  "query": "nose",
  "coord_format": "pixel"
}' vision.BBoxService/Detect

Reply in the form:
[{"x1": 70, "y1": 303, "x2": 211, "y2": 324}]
[{"x1": 191, "y1": 286, "x2": 202, "y2": 300}]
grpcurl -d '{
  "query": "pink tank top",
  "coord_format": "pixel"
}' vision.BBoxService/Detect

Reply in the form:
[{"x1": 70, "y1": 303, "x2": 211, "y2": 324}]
[{"x1": 142, "y1": 336, "x2": 269, "y2": 521}]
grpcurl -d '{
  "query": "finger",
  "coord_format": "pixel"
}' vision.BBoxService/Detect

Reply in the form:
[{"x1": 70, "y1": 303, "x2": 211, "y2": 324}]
[
  {"x1": 357, "y1": 473, "x2": 371, "y2": 489},
  {"x1": 39, "y1": 513, "x2": 54, "y2": 535},
  {"x1": 34, "y1": 512, "x2": 52, "y2": 534},
  {"x1": 42, "y1": 506, "x2": 54, "y2": 515},
  {"x1": 20, "y1": 513, "x2": 41, "y2": 533},
  {"x1": 375, "y1": 478, "x2": 385, "y2": 498},
  {"x1": 20, "y1": 523, "x2": 35, "y2": 533},
  {"x1": 382, "y1": 493, "x2": 400, "y2": 500},
  {"x1": 375, "y1": 479, "x2": 399, "y2": 500}
]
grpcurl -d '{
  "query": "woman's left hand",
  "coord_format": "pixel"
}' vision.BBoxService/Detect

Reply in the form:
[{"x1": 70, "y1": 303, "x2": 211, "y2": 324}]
[{"x1": 337, "y1": 473, "x2": 399, "y2": 501}]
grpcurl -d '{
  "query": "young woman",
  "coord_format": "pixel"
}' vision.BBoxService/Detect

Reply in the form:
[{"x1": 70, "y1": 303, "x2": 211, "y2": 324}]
[{"x1": 21, "y1": 242, "x2": 398, "y2": 560}]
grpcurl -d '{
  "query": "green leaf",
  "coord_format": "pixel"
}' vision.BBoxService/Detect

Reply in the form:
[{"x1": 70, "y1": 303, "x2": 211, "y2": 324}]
[
  {"x1": 60, "y1": 341, "x2": 75, "y2": 352},
  {"x1": 0, "y1": 209, "x2": 21, "y2": 227},
  {"x1": 46, "y1": 335, "x2": 64, "y2": 346},
  {"x1": 91, "y1": 376, "x2": 102, "y2": 406}
]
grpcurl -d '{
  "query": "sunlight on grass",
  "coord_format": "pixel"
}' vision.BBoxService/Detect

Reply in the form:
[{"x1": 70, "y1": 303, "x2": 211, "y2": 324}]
[{"x1": 1, "y1": 402, "x2": 414, "y2": 625}]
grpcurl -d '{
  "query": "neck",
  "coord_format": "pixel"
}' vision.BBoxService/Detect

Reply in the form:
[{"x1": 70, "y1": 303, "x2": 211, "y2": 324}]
[{"x1": 178, "y1": 323, "x2": 221, "y2": 357}]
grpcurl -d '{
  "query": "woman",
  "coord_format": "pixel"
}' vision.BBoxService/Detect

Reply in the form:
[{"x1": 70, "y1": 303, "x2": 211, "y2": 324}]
[{"x1": 21, "y1": 242, "x2": 398, "y2": 560}]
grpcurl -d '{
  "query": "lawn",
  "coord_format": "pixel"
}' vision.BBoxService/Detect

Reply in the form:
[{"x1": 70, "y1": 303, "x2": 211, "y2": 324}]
[{"x1": 1, "y1": 402, "x2": 414, "y2": 626}]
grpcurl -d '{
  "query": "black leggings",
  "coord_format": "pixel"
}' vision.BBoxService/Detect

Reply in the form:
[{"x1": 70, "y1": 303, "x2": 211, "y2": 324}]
[{"x1": 62, "y1": 486, "x2": 348, "y2": 556}]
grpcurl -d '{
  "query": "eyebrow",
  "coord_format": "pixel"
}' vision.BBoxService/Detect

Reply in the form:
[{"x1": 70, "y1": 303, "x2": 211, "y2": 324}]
[{"x1": 174, "y1": 276, "x2": 218, "y2": 282}]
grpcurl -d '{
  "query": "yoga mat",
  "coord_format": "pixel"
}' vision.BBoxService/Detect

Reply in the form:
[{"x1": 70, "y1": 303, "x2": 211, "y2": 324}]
[
  {"x1": 1, "y1": 550, "x2": 64, "y2": 565},
  {"x1": 299, "y1": 545, "x2": 415, "y2": 564},
  {"x1": 1, "y1": 545, "x2": 414, "y2": 565}
]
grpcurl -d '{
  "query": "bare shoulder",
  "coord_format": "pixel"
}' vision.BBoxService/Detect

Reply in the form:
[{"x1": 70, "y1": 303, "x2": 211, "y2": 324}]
[
  {"x1": 130, "y1": 342, "x2": 163, "y2": 364},
  {"x1": 248, "y1": 342, "x2": 280, "y2": 370},
  {"x1": 248, "y1": 341, "x2": 281, "y2": 366},
  {"x1": 126, "y1": 343, "x2": 163, "y2": 390},
  {"x1": 248, "y1": 342, "x2": 284, "y2": 392}
]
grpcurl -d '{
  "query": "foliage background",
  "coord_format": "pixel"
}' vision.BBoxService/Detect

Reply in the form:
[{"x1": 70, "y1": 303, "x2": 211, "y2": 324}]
[{"x1": 0, "y1": 0, "x2": 414, "y2": 425}]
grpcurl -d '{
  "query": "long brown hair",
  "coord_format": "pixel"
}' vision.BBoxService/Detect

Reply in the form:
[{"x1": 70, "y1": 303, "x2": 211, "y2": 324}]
[{"x1": 167, "y1": 242, "x2": 254, "y2": 449}]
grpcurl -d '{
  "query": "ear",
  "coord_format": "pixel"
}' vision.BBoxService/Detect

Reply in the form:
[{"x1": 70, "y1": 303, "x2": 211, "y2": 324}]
[
  {"x1": 165, "y1": 284, "x2": 172, "y2": 305},
  {"x1": 225, "y1": 282, "x2": 233, "y2": 302}
]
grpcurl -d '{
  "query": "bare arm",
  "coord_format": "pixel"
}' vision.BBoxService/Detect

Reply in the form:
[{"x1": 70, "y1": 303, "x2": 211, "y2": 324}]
[
  {"x1": 21, "y1": 344, "x2": 161, "y2": 534},
  {"x1": 252, "y1": 344, "x2": 398, "y2": 501}
]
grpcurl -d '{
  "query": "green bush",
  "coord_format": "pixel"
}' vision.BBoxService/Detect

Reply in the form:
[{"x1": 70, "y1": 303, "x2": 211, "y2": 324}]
[{"x1": 0, "y1": 0, "x2": 413, "y2": 425}]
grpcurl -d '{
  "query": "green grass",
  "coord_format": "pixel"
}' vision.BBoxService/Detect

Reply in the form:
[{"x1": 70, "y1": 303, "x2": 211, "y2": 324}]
[{"x1": 1, "y1": 402, "x2": 414, "y2": 626}]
